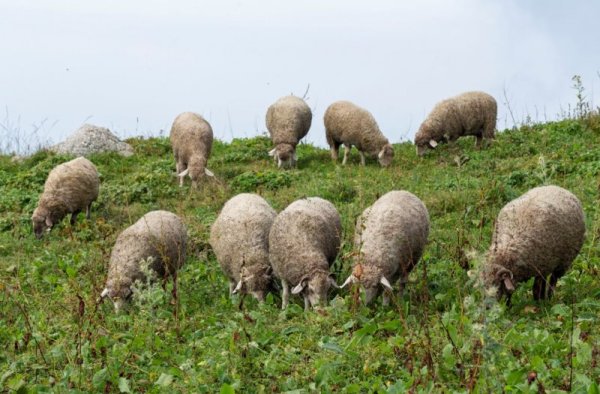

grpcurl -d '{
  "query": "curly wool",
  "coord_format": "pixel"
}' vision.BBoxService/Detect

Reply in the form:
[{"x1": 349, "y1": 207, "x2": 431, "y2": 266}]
[
  {"x1": 353, "y1": 191, "x2": 430, "y2": 295},
  {"x1": 170, "y1": 112, "x2": 213, "y2": 183},
  {"x1": 324, "y1": 100, "x2": 393, "y2": 165},
  {"x1": 210, "y1": 193, "x2": 277, "y2": 297},
  {"x1": 483, "y1": 185, "x2": 585, "y2": 298},
  {"x1": 105, "y1": 210, "x2": 187, "y2": 302},
  {"x1": 269, "y1": 197, "x2": 341, "y2": 287},
  {"x1": 415, "y1": 91, "x2": 497, "y2": 152},
  {"x1": 32, "y1": 157, "x2": 99, "y2": 235},
  {"x1": 265, "y1": 96, "x2": 312, "y2": 163}
]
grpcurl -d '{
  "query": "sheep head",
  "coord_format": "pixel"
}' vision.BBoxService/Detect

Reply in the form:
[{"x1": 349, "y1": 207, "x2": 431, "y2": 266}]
[
  {"x1": 232, "y1": 265, "x2": 272, "y2": 302},
  {"x1": 269, "y1": 143, "x2": 296, "y2": 168},
  {"x1": 340, "y1": 264, "x2": 394, "y2": 305},
  {"x1": 377, "y1": 144, "x2": 395, "y2": 167},
  {"x1": 31, "y1": 207, "x2": 53, "y2": 239},
  {"x1": 291, "y1": 270, "x2": 338, "y2": 308}
]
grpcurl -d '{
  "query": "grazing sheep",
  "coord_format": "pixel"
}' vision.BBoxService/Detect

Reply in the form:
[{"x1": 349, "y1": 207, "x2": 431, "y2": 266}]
[
  {"x1": 265, "y1": 95, "x2": 312, "y2": 168},
  {"x1": 31, "y1": 156, "x2": 99, "y2": 239},
  {"x1": 341, "y1": 191, "x2": 430, "y2": 305},
  {"x1": 101, "y1": 210, "x2": 187, "y2": 312},
  {"x1": 324, "y1": 100, "x2": 394, "y2": 167},
  {"x1": 269, "y1": 197, "x2": 341, "y2": 309},
  {"x1": 482, "y1": 185, "x2": 585, "y2": 303},
  {"x1": 170, "y1": 112, "x2": 214, "y2": 187},
  {"x1": 210, "y1": 193, "x2": 277, "y2": 301},
  {"x1": 415, "y1": 91, "x2": 497, "y2": 156}
]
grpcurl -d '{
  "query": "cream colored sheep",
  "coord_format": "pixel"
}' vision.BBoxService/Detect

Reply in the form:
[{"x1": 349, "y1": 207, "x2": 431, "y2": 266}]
[{"x1": 170, "y1": 112, "x2": 214, "y2": 187}]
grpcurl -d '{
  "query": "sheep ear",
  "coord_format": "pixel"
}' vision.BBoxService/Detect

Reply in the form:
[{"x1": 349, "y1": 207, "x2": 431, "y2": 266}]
[
  {"x1": 291, "y1": 278, "x2": 307, "y2": 294},
  {"x1": 378, "y1": 149, "x2": 385, "y2": 159},
  {"x1": 232, "y1": 280, "x2": 243, "y2": 294},
  {"x1": 277, "y1": 158, "x2": 283, "y2": 168},
  {"x1": 268, "y1": 148, "x2": 277, "y2": 157},
  {"x1": 45, "y1": 217, "x2": 53, "y2": 227},
  {"x1": 340, "y1": 275, "x2": 357, "y2": 288},
  {"x1": 178, "y1": 168, "x2": 189, "y2": 178},
  {"x1": 380, "y1": 276, "x2": 394, "y2": 291},
  {"x1": 205, "y1": 168, "x2": 214, "y2": 177},
  {"x1": 100, "y1": 288, "x2": 109, "y2": 299},
  {"x1": 429, "y1": 139, "x2": 438, "y2": 148},
  {"x1": 502, "y1": 275, "x2": 515, "y2": 292}
]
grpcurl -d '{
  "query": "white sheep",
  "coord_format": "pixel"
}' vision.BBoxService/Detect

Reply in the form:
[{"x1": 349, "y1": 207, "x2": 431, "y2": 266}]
[
  {"x1": 324, "y1": 100, "x2": 394, "y2": 167},
  {"x1": 31, "y1": 156, "x2": 99, "y2": 239},
  {"x1": 265, "y1": 95, "x2": 312, "y2": 168},
  {"x1": 415, "y1": 91, "x2": 497, "y2": 156},
  {"x1": 341, "y1": 191, "x2": 430, "y2": 305},
  {"x1": 269, "y1": 197, "x2": 341, "y2": 309},
  {"x1": 210, "y1": 193, "x2": 277, "y2": 301},
  {"x1": 101, "y1": 210, "x2": 187, "y2": 312},
  {"x1": 170, "y1": 112, "x2": 214, "y2": 186},
  {"x1": 482, "y1": 185, "x2": 585, "y2": 303}
]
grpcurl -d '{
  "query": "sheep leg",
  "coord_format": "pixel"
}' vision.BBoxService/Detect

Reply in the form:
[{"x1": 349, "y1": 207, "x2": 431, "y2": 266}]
[
  {"x1": 304, "y1": 295, "x2": 310, "y2": 311},
  {"x1": 281, "y1": 280, "x2": 290, "y2": 310},
  {"x1": 330, "y1": 145, "x2": 339, "y2": 161},
  {"x1": 228, "y1": 281, "x2": 235, "y2": 296},
  {"x1": 85, "y1": 203, "x2": 92, "y2": 220},
  {"x1": 548, "y1": 269, "x2": 565, "y2": 299},
  {"x1": 359, "y1": 151, "x2": 366, "y2": 166},
  {"x1": 532, "y1": 276, "x2": 546, "y2": 301},
  {"x1": 70, "y1": 210, "x2": 81, "y2": 225},
  {"x1": 342, "y1": 145, "x2": 351, "y2": 165},
  {"x1": 475, "y1": 134, "x2": 483, "y2": 148},
  {"x1": 382, "y1": 292, "x2": 390, "y2": 306}
]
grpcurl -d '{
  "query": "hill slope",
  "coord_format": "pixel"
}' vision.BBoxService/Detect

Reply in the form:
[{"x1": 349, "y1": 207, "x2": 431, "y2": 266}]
[{"x1": 1, "y1": 119, "x2": 599, "y2": 392}]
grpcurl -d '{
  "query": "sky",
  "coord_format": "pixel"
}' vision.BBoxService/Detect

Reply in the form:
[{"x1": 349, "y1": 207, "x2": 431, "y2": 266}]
[{"x1": 1, "y1": 0, "x2": 599, "y2": 152}]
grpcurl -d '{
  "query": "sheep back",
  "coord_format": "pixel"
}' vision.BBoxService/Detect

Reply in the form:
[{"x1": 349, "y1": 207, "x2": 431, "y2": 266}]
[
  {"x1": 324, "y1": 100, "x2": 393, "y2": 164},
  {"x1": 210, "y1": 193, "x2": 276, "y2": 291},
  {"x1": 32, "y1": 156, "x2": 99, "y2": 236},
  {"x1": 269, "y1": 197, "x2": 341, "y2": 285},
  {"x1": 484, "y1": 185, "x2": 585, "y2": 296}
]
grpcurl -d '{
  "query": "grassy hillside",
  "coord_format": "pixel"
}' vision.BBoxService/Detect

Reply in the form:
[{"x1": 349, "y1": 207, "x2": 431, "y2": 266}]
[{"x1": 1, "y1": 118, "x2": 599, "y2": 393}]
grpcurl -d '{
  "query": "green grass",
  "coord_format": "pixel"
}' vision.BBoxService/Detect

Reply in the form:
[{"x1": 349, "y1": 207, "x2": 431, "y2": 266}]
[{"x1": 1, "y1": 118, "x2": 599, "y2": 393}]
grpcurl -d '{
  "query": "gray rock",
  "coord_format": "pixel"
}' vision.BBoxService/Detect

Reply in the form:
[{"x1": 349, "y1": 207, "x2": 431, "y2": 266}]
[{"x1": 51, "y1": 124, "x2": 134, "y2": 157}]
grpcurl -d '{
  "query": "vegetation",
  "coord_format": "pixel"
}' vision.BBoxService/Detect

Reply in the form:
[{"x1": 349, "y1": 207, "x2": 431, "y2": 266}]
[{"x1": 1, "y1": 114, "x2": 599, "y2": 393}]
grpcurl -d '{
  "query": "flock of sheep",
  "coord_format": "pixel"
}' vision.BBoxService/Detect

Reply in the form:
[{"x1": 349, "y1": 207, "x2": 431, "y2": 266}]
[{"x1": 30, "y1": 91, "x2": 586, "y2": 311}]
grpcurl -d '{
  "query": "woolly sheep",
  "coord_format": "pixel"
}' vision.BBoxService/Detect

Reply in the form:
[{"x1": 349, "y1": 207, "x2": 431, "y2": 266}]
[
  {"x1": 170, "y1": 112, "x2": 214, "y2": 187},
  {"x1": 415, "y1": 91, "x2": 497, "y2": 156},
  {"x1": 265, "y1": 95, "x2": 312, "y2": 168},
  {"x1": 269, "y1": 197, "x2": 341, "y2": 309},
  {"x1": 31, "y1": 156, "x2": 99, "y2": 239},
  {"x1": 341, "y1": 191, "x2": 430, "y2": 305},
  {"x1": 210, "y1": 193, "x2": 277, "y2": 301},
  {"x1": 482, "y1": 185, "x2": 585, "y2": 303},
  {"x1": 324, "y1": 100, "x2": 394, "y2": 167},
  {"x1": 101, "y1": 210, "x2": 187, "y2": 312}
]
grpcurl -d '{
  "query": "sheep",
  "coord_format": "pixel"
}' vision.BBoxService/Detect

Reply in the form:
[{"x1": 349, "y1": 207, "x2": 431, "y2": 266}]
[
  {"x1": 414, "y1": 91, "x2": 497, "y2": 156},
  {"x1": 31, "y1": 156, "x2": 99, "y2": 239},
  {"x1": 101, "y1": 210, "x2": 187, "y2": 312},
  {"x1": 341, "y1": 191, "x2": 430, "y2": 305},
  {"x1": 265, "y1": 95, "x2": 312, "y2": 168},
  {"x1": 269, "y1": 197, "x2": 341, "y2": 309},
  {"x1": 482, "y1": 185, "x2": 585, "y2": 303},
  {"x1": 170, "y1": 112, "x2": 214, "y2": 187},
  {"x1": 324, "y1": 100, "x2": 394, "y2": 167},
  {"x1": 209, "y1": 193, "x2": 277, "y2": 301}
]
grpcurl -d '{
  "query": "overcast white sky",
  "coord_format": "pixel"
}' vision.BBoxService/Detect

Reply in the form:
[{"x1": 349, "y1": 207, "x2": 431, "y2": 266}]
[{"x1": 1, "y1": 0, "x2": 599, "y2": 149}]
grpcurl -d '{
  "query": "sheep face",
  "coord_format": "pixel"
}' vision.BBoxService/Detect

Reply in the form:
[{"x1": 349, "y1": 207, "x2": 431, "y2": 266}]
[
  {"x1": 233, "y1": 265, "x2": 272, "y2": 302},
  {"x1": 269, "y1": 143, "x2": 296, "y2": 168},
  {"x1": 378, "y1": 144, "x2": 394, "y2": 167},
  {"x1": 291, "y1": 271, "x2": 337, "y2": 308},
  {"x1": 31, "y1": 209, "x2": 52, "y2": 239},
  {"x1": 341, "y1": 264, "x2": 394, "y2": 304},
  {"x1": 482, "y1": 263, "x2": 516, "y2": 299},
  {"x1": 101, "y1": 282, "x2": 133, "y2": 313},
  {"x1": 414, "y1": 125, "x2": 439, "y2": 156}
]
